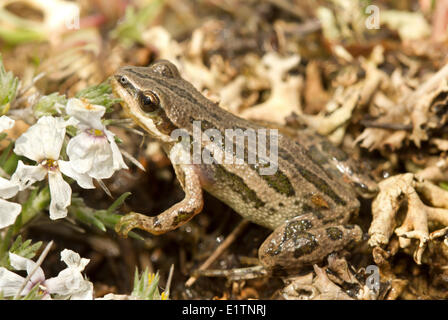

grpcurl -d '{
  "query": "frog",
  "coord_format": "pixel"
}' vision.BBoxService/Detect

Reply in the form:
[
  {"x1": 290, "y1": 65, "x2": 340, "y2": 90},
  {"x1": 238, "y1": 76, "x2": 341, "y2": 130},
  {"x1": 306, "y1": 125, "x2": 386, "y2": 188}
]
[{"x1": 111, "y1": 60, "x2": 378, "y2": 273}]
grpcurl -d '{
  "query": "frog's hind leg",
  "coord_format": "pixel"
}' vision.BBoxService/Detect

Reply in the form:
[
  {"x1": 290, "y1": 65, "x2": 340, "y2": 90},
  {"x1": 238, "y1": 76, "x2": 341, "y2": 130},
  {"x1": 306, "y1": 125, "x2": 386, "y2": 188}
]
[
  {"x1": 259, "y1": 216, "x2": 363, "y2": 272},
  {"x1": 115, "y1": 164, "x2": 203, "y2": 237}
]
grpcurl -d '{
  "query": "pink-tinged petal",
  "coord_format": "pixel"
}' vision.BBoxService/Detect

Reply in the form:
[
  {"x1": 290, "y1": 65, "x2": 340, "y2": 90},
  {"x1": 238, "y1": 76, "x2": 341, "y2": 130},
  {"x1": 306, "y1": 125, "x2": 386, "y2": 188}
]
[
  {"x1": 48, "y1": 171, "x2": 71, "y2": 220},
  {"x1": 0, "y1": 199, "x2": 21, "y2": 229},
  {"x1": 59, "y1": 160, "x2": 94, "y2": 189},
  {"x1": 11, "y1": 161, "x2": 47, "y2": 191},
  {"x1": 9, "y1": 252, "x2": 46, "y2": 286},
  {"x1": 45, "y1": 268, "x2": 84, "y2": 296},
  {"x1": 0, "y1": 267, "x2": 25, "y2": 297}
]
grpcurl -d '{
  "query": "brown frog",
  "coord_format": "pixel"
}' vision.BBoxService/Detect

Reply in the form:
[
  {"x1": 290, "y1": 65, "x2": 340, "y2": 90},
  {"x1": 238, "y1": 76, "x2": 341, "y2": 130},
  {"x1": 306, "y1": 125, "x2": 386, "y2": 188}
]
[{"x1": 111, "y1": 60, "x2": 377, "y2": 273}]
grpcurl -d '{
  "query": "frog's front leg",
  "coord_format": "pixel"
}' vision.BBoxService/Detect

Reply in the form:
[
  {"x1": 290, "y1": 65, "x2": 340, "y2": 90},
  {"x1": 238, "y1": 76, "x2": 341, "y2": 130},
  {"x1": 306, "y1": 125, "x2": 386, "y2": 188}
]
[
  {"x1": 115, "y1": 163, "x2": 203, "y2": 237},
  {"x1": 259, "y1": 216, "x2": 363, "y2": 272}
]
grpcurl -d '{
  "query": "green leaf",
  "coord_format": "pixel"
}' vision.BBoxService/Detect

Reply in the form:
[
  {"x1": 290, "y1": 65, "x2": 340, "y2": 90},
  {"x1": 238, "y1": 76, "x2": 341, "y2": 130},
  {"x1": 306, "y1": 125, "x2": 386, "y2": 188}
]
[
  {"x1": 111, "y1": 0, "x2": 165, "y2": 45},
  {"x1": 0, "y1": 8, "x2": 46, "y2": 45},
  {"x1": 439, "y1": 181, "x2": 448, "y2": 191},
  {"x1": 131, "y1": 268, "x2": 167, "y2": 300},
  {"x1": 0, "y1": 54, "x2": 19, "y2": 114},
  {"x1": 33, "y1": 93, "x2": 67, "y2": 117},
  {"x1": 107, "y1": 192, "x2": 131, "y2": 214},
  {"x1": 3, "y1": 150, "x2": 19, "y2": 175},
  {"x1": 17, "y1": 185, "x2": 50, "y2": 229},
  {"x1": 0, "y1": 235, "x2": 42, "y2": 269},
  {"x1": 69, "y1": 193, "x2": 142, "y2": 239},
  {"x1": 75, "y1": 82, "x2": 121, "y2": 111}
]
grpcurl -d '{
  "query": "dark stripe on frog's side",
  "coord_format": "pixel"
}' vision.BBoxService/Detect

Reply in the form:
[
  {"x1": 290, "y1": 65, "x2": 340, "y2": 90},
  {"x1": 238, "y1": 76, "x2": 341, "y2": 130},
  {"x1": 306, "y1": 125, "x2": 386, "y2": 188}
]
[
  {"x1": 254, "y1": 168, "x2": 295, "y2": 197},
  {"x1": 193, "y1": 119, "x2": 297, "y2": 198},
  {"x1": 214, "y1": 164, "x2": 265, "y2": 209},
  {"x1": 278, "y1": 146, "x2": 347, "y2": 206}
]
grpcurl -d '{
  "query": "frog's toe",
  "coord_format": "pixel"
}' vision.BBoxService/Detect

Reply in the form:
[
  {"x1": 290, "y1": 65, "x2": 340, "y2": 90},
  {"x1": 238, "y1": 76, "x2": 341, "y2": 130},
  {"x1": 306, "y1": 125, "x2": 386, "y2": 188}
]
[{"x1": 115, "y1": 212, "x2": 141, "y2": 238}]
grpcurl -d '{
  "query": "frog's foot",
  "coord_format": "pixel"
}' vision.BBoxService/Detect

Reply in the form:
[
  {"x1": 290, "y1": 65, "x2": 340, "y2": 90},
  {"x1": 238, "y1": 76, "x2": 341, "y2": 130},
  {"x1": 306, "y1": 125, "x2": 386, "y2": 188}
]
[
  {"x1": 115, "y1": 212, "x2": 147, "y2": 238},
  {"x1": 115, "y1": 164, "x2": 204, "y2": 238},
  {"x1": 368, "y1": 173, "x2": 448, "y2": 264}
]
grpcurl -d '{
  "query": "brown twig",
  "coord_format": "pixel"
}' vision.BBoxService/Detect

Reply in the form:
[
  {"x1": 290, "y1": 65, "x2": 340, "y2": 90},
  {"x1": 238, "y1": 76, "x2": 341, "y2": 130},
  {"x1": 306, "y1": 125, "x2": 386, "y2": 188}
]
[
  {"x1": 360, "y1": 119, "x2": 413, "y2": 131},
  {"x1": 185, "y1": 219, "x2": 250, "y2": 287}
]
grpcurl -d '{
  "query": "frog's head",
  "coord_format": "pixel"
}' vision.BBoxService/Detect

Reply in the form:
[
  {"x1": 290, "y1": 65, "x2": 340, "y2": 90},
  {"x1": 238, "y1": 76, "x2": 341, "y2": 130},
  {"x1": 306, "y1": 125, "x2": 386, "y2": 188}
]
[{"x1": 111, "y1": 60, "x2": 186, "y2": 142}]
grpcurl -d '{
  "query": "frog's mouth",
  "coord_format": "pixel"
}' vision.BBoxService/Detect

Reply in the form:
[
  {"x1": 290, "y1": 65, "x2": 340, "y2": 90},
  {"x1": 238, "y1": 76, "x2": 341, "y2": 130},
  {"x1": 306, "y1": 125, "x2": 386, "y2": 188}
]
[{"x1": 111, "y1": 76, "x2": 175, "y2": 143}]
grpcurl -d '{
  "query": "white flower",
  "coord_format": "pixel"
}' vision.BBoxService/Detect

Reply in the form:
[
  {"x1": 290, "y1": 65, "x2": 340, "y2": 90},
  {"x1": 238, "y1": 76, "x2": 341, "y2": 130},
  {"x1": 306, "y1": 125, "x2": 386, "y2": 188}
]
[
  {"x1": 0, "y1": 115, "x2": 15, "y2": 131},
  {"x1": 0, "y1": 115, "x2": 21, "y2": 229},
  {"x1": 0, "y1": 250, "x2": 93, "y2": 300},
  {"x1": 0, "y1": 177, "x2": 21, "y2": 229},
  {"x1": 44, "y1": 249, "x2": 93, "y2": 300},
  {"x1": 0, "y1": 252, "x2": 51, "y2": 299},
  {"x1": 65, "y1": 98, "x2": 128, "y2": 180},
  {"x1": 11, "y1": 116, "x2": 94, "y2": 220}
]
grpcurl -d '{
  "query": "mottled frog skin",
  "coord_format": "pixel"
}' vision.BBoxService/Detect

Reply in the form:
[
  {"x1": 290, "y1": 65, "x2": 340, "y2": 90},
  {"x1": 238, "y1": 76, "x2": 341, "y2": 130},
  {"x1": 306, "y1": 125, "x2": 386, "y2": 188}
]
[{"x1": 111, "y1": 60, "x2": 377, "y2": 272}]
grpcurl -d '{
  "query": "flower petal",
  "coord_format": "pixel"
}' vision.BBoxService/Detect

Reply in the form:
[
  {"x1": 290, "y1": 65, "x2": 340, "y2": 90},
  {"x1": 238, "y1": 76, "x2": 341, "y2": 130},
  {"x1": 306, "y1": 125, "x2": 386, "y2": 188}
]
[
  {"x1": 14, "y1": 116, "x2": 77, "y2": 161},
  {"x1": 48, "y1": 171, "x2": 71, "y2": 220},
  {"x1": 0, "y1": 198, "x2": 21, "y2": 229},
  {"x1": 0, "y1": 115, "x2": 15, "y2": 132},
  {"x1": 44, "y1": 268, "x2": 84, "y2": 296},
  {"x1": 69, "y1": 281, "x2": 93, "y2": 300},
  {"x1": 59, "y1": 160, "x2": 95, "y2": 189},
  {"x1": 11, "y1": 161, "x2": 47, "y2": 191},
  {"x1": 0, "y1": 267, "x2": 25, "y2": 297},
  {"x1": 67, "y1": 130, "x2": 121, "y2": 179},
  {"x1": 65, "y1": 132, "x2": 97, "y2": 174},
  {"x1": 44, "y1": 249, "x2": 92, "y2": 299},
  {"x1": 60, "y1": 249, "x2": 90, "y2": 271},
  {"x1": 106, "y1": 130, "x2": 128, "y2": 171},
  {"x1": 9, "y1": 252, "x2": 46, "y2": 284},
  {"x1": 0, "y1": 176, "x2": 19, "y2": 199},
  {"x1": 66, "y1": 98, "x2": 105, "y2": 130}
]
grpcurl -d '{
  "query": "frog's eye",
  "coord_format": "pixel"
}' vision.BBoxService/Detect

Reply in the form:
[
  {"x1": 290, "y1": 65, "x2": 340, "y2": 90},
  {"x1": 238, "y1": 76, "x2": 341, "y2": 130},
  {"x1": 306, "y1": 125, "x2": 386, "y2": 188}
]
[
  {"x1": 119, "y1": 76, "x2": 128, "y2": 85},
  {"x1": 140, "y1": 91, "x2": 159, "y2": 113}
]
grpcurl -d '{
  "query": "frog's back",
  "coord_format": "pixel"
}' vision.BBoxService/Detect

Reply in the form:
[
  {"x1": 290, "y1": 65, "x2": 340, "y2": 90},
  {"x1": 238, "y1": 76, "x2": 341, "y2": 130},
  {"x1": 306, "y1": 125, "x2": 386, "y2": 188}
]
[
  {"x1": 121, "y1": 62, "x2": 360, "y2": 230},
  {"x1": 195, "y1": 115, "x2": 360, "y2": 230}
]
